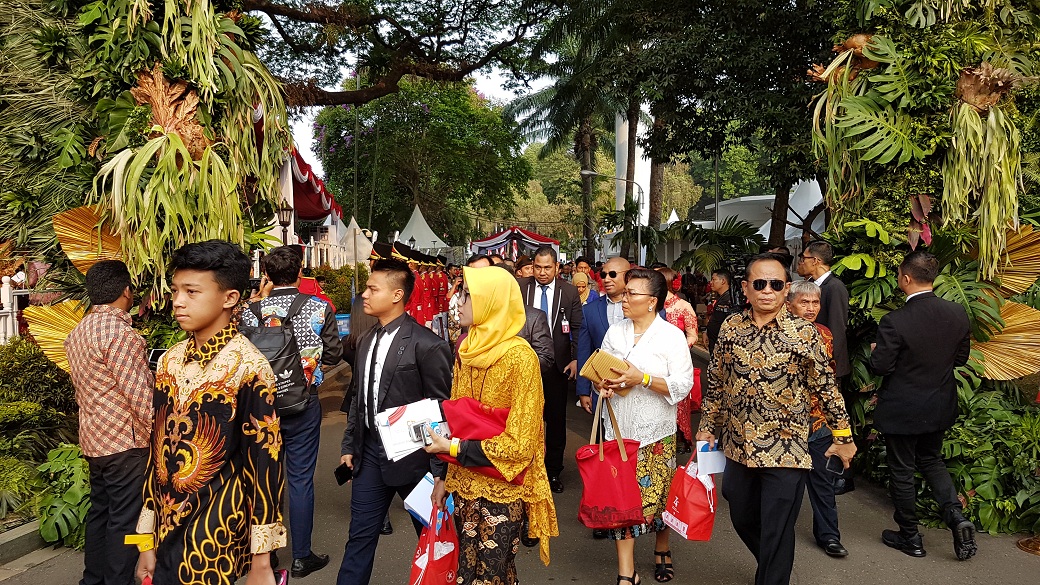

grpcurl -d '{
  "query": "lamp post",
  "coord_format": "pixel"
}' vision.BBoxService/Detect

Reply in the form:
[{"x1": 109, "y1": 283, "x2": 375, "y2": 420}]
[
  {"x1": 408, "y1": 236, "x2": 416, "y2": 249},
  {"x1": 277, "y1": 201, "x2": 294, "y2": 244},
  {"x1": 580, "y1": 170, "x2": 646, "y2": 265}
]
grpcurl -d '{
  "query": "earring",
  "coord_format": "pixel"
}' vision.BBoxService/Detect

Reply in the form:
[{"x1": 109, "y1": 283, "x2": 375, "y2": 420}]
[{"x1": 648, "y1": 305, "x2": 653, "y2": 312}]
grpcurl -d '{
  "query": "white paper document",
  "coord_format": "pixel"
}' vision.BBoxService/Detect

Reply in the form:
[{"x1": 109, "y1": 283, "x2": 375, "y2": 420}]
[
  {"x1": 696, "y1": 440, "x2": 728, "y2": 475},
  {"x1": 376, "y1": 398, "x2": 444, "y2": 462},
  {"x1": 404, "y1": 473, "x2": 455, "y2": 528}
]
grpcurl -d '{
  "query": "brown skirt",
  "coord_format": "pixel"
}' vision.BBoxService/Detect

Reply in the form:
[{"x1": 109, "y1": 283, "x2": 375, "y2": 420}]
[{"x1": 454, "y1": 495, "x2": 525, "y2": 585}]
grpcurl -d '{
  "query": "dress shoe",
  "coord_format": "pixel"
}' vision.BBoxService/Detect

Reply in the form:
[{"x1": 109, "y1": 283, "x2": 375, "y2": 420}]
[
  {"x1": 520, "y1": 517, "x2": 539, "y2": 548},
  {"x1": 949, "y1": 514, "x2": 978, "y2": 560},
  {"x1": 821, "y1": 539, "x2": 848, "y2": 558},
  {"x1": 549, "y1": 476, "x2": 564, "y2": 493},
  {"x1": 381, "y1": 515, "x2": 394, "y2": 535},
  {"x1": 291, "y1": 552, "x2": 330, "y2": 578},
  {"x1": 882, "y1": 529, "x2": 926, "y2": 557},
  {"x1": 592, "y1": 529, "x2": 609, "y2": 539}
]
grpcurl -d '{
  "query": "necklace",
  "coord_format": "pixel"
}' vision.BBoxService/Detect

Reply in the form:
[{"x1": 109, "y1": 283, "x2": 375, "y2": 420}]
[{"x1": 633, "y1": 332, "x2": 643, "y2": 337}]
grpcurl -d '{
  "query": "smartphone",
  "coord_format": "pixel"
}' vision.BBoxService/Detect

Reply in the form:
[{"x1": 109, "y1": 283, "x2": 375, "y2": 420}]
[
  {"x1": 334, "y1": 463, "x2": 353, "y2": 485},
  {"x1": 825, "y1": 455, "x2": 845, "y2": 475}
]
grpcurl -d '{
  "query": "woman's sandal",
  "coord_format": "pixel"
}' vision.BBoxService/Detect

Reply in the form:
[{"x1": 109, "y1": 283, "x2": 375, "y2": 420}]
[
  {"x1": 617, "y1": 572, "x2": 640, "y2": 585},
  {"x1": 653, "y1": 550, "x2": 674, "y2": 582}
]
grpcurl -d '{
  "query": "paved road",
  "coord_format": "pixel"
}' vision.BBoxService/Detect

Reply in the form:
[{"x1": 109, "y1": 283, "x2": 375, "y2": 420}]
[{"x1": 4, "y1": 394, "x2": 1037, "y2": 584}]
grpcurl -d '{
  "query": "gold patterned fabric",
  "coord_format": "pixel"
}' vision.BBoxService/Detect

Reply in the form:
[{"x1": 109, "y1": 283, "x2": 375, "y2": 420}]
[
  {"x1": 139, "y1": 325, "x2": 286, "y2": 584},
  {"x1": 699, "y1": 307, "x2": 852, "y2": 470},
  {"x1": 445, "y1": 347, "x2": 559, "y2": 566}
]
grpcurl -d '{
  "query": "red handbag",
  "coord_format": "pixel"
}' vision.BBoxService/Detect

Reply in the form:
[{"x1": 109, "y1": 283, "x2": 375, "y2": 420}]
[
  {"x1": 575, "y1": 397, "x2": 644, "y2": 529},
  {"x1": 662, "y1": 463, "x2": 716, "y2": 541},
  {"x1": 436, "y1": 397, "x2": 528, "y2": 485},
  {"x1": 409, "y1": 508, "x2": 459, "y2": 585}
]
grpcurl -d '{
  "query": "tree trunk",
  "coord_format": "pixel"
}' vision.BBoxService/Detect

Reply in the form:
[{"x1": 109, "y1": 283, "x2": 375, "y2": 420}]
[
  {"x1": 768, "y1": 180, "x2": 793, "y2": 247},
  {"x1": 648, "y1": 163, "x2": 664, "y2": 228},
  {"x1": 622, "y1": 95, "x2": 640, "y2": 261},
  {"x1": 577, "y1": 118, "x2": 597, "y2": 259}
]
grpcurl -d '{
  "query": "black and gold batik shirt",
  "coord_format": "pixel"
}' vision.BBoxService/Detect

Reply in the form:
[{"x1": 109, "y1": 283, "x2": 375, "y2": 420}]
[
  {"x1": 699, "y1": 307, "x2": 852, "y2": 470},
  {"x1": 136, "y1": 324, "x2": 286, "y2": 584}
]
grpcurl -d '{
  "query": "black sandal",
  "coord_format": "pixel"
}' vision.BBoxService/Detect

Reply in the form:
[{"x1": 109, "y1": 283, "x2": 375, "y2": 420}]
[
  {"x1": 653, "y1": 550, "x2": 674, "y2": 582},
  {"x1": 617, "y1": 572, "x2": 640, "y2": 585}
]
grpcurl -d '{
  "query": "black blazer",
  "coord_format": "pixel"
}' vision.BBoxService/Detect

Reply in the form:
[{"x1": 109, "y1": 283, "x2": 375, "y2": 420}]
[
  {"x1": 342, "y1": 314, "x2": 453, "y2": 486},
  {"x1": 519, "y1": 305, "x2": 555, "y2": 375},
  {"x1": 868, "y1": 292, "x2": 970, "y2": 434},
  {"x1": 518, "y1": 277, "x2": 583, "y2": 374},
  {"x1": 816, "y1": 274, "x2": 851, "y2": 378}
]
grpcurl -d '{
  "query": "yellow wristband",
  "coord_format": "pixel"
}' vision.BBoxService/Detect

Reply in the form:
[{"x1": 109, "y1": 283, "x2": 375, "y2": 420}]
[
  {"x1": 831, "y1": 427, "x2": 852, "y2": 438},
  {"x1": 449, "y1": 438, "x2": 461, "y2": 458},
  {"x1": 125, "y1": 534, "x2": 154, "y2": 552},
  {"x1": 642, "y1": 373, "x2": 651, "y2": 387}
]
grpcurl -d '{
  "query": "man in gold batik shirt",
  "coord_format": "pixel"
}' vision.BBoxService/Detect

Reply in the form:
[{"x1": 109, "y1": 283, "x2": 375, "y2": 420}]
[
  {"x1": 134, "y1": 241, "x2": 286, "y2": 585},
  {"x1": 698, "y1": 253, "x2": 855, "y2": 585}
]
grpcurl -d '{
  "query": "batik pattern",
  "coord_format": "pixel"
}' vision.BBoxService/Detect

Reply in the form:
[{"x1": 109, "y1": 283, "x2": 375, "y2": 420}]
[
  {"x1": 608, "y1": 435, "x2": 675, "y2": 541},
  {"x1": 454, "y1": 496, "x2": 525, "y2": 585}
]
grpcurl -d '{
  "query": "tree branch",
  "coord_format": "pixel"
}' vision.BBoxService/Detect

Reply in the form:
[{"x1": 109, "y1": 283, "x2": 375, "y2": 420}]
[{"x1": 242, "y1": 0, "x2": 381, "y2": 27}]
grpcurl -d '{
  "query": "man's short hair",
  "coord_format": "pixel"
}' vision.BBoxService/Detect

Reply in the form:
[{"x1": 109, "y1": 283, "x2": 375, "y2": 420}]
[
  {"x1": 170, "y1": 240, "x2": 250, "y2": 292},
  {"x1": 745, "y1": 253, "x2": 792, "y2": 282},
  {"x1": 489, "y1": 253, "x2": 504, "y2": 263},
  {"x1": 262, "y1": 246, "x2": 302, "y2": 286},
  {"x1": 711, "y1": 268, "x2": 734, "y2": 288},
  {"x1": 85, "y1": 260, "x2": 132, "y2": 305},
  {"x1": 371, "y1": 258, "x2": 415, "y2": 302},
  {"x1": 804, "y1": 240, "x2": 835, "y2": 265},
  {"x1": 466, "y1": 254, "x2": 491, "y2": 267},
  {"x1": 788, "y1": 280, "x2": 821, "y2": 301},
  {"x1": 575, "y1": 256, "x2": 591, "y2": 267},
  {"x1": 900, "y1": 251, "x2": 939, "y2": 284},
  {"x1": 533, "y1": 246, "x2": 558, "y2": 263}
]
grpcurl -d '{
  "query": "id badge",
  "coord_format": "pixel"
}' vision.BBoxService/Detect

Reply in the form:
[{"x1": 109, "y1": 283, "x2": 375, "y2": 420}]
[{"x1": 561, "y1": 319, "x2": 570, "y2": 334}]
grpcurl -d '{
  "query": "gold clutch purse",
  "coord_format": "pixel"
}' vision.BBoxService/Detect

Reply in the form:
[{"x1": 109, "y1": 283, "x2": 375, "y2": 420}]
[{"x1": 579, "y1": 349, "x2": 633, "y2": 396}]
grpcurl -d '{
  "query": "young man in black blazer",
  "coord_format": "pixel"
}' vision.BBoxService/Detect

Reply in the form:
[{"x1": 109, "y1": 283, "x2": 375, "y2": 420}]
[
  {"x1": 869, "y1": 251, "x2": 976, "y2": 560},
  {"x1": 518, "y1": 246, "x2": 583, "y2": 493},
  {"x1": 797, "y1": 241, "x2": 850, "y2": 378},
  {"x1": 336, "y1": 259, "x2": 453, "y2": 585}
]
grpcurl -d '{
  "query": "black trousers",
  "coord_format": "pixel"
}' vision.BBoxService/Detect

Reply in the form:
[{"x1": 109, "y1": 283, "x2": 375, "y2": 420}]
[
  {"x1": 542, "y1": 368, "x2": 568, "y2": 477},
  {"x1": 722, "y1": 459, "x2": 808, "y2": 585},
  {"x1": 806, "y1": 431, "x2": 840, "y2": 545},
  {"x1": 884, "y1": 430, "x2": 962, "y2": 536},
  {"x1": 81, "y1": 448, "x2": 148, "y2": 585}
]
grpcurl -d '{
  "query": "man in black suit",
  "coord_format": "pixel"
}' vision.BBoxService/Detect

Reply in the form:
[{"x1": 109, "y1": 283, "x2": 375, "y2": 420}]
[
  {"x1": 797, "y1": 240, "x2": 850, "y2": 378},
  {"x1": 518, "y1": 246, "x2": 583, "y2": 493},
  {"x1": 868, "y1": 251, "x2": 976, "y2": 561},
  {"x1": 336, "y1": 259, "x2": 453, "y2": 585}
]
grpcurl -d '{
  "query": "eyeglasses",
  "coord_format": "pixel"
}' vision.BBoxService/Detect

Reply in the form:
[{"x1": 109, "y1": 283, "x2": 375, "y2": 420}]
[
  {"x1": 622, "y1": 290, "x2": 652, "y2": 299},
  {"x1": 460, "y1": 288, "x2": 471, "y2": 304},
  {"x1": 751, "y1": 279, "x2": 786, "y2": 292},
  {"x1": 799, "y1": 254, "x2": 817, "y2": 261},
  {"x1": 600, "y1": 270, "x2": 627, "y2": 279}
]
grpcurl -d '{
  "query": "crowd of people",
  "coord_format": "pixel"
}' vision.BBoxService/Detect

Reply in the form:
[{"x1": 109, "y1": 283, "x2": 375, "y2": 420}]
[{"x1": 63, "y1": 237, "x2": 979, "y2": 585}]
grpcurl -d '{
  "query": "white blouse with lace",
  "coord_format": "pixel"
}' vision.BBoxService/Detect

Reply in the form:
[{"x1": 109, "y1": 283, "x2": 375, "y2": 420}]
[{"x1": 600, "y1": 316, "x2": 695, "y2": 447}]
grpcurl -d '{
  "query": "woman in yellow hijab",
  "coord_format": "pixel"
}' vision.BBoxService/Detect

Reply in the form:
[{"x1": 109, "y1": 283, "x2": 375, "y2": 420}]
[{"x1": 426, "y1": 265, "x2": 559, "y2": 583}]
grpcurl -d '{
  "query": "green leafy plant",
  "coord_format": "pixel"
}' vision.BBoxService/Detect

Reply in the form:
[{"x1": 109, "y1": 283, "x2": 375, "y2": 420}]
[
  {"x1": 667, "y1": 216, "x2": 765, "y2": 274},
  {"x1": 0, "y1": 337, "x2": 77, "y2": 413},
  {"x1": 312, "y1": 264, "x2": 369, "y2": 314},
  {"x1": 0, "y1": 456, "x2": 41, "y2": 520},
  {"x1": 36, "y1": 444, "x2": 90, "y2": 548}
]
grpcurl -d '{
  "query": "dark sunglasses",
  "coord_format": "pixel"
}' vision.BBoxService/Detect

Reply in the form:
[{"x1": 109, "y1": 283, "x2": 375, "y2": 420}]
[
  {"x1": 751, "y1": 279, "x2": 786, "y2": 292},
  {"x1": 600, "y1": 270, "x2": 626, "y2": 279}
]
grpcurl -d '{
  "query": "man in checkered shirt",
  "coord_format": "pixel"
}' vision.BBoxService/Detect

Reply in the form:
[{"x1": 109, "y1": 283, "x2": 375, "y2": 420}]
[{"x1": 64, "y1": 260, "x2": 154, "y2": 585}]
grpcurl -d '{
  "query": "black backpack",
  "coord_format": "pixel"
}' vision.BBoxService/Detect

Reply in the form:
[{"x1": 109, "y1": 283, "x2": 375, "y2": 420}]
[{"x1": 242, "y1": 294, "x2": 312, "y2": 417}]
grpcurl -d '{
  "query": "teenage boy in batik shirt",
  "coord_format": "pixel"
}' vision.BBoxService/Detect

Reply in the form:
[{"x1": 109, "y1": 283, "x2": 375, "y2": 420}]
[{"x1": 134, "y1": 240, "x2": 286, "y2": 585}]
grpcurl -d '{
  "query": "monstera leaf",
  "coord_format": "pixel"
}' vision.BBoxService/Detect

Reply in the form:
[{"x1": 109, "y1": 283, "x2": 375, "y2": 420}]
[
  {"x1": 934, "y1": 262, "x2": 1004, "y2": 342},
  {"x1": 835, "y1": 94, "x2": 928, "y2": 165}
]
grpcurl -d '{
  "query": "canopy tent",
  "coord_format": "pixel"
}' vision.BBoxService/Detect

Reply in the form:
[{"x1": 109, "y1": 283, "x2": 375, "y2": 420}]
[
  {"x1": 338, "y1": 216, "x2": 374, "y2": 263},
  {"x1": 397, "y1": 205, "x2": 448, "y2": 252},
  {"x1": 470, "y1": 226, "x2": 560, "y2": 260},
  {"x1": 756, "y1": 180, "x2": 825, "y2": 242}
]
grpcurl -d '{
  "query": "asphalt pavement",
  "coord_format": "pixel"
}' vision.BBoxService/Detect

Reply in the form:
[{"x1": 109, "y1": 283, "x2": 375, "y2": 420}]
[{"x1": 3, "y1": 384, "x2": 1036, "y2": 584}]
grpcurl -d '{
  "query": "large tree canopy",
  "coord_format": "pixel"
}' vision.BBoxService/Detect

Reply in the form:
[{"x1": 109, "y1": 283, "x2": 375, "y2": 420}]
[{"x1": 313, "y1": 77, "x2": 530, "y2": 244}]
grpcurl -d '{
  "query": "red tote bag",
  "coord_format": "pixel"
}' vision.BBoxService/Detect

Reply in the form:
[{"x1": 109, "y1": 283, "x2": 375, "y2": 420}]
[
  {"x1": 409, "y1": 509, "x2": 460, "y2": 585},
  {"x1": 662, "y1": 463, "x2": 717, "y2": 541},
  {"x1": 437, "y1": 397, "x2": 527, "y2": 485},
  {"x1": 575, "y1": 397, "x2": 644, "y2": 529}
]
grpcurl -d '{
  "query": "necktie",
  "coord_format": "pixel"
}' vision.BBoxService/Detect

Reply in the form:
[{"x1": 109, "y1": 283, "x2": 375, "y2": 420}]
[
  {"x1": 540, "y1": 284, "x2": 550, "y2": 318},
  {"x1": 366, "y1": 327, "x2": 385, "y2": 429}
]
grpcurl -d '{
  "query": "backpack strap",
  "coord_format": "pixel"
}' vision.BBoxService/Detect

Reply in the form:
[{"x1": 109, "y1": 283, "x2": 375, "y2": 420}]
[{"x1": 283, "y1": 293, "x2": 312, "y2": 323}]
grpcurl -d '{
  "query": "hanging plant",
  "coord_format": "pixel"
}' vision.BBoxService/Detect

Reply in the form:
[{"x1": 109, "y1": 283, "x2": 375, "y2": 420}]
[{"x1": 942, "y1": 63, "x2": 1023, "y2": 280}]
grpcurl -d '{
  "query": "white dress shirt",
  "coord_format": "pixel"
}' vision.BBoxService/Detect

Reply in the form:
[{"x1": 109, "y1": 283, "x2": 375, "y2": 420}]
[
  {"x1": 905, "y1": 289, "x2": 933, "y2": 302},
  {"x1": 362, "y1": 324, "x2": 400, "y2": 427},
  {"x1": 532, "y1": 279, "x2": 557, "y2": 326},
  {"x1": 606, "y1": 296, "x2": 625, "y2": 326},
  {"x1": 814, "y1": 270, "x2": 833, "y2": 286}
]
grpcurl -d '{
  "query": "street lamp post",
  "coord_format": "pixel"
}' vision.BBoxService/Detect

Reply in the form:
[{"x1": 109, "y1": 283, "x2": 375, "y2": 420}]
[
  {"x1": 277, "y1": 201, "x2": 294, "y2": 244},
  {"x1": 579, "y1": 170, "x2": 646, "y2": 265}
]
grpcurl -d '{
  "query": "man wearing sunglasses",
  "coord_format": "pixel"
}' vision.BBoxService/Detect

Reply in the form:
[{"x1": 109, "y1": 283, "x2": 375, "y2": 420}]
[{"x1": 698, "y1": 253, "x2": 855, "y2": 585}]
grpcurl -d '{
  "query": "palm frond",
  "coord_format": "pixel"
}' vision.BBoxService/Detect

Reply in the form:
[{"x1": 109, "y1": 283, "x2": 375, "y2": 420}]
[
  {"x1": 974, "y1": 302, "x2": 1040, "y2": 380},
  {"x1": 993, "y1": 224, "x2": 1040, "y2": 295},
  {"x1": 22, "y1": 301, "x2": 86, "y2": 372},
  {"x1": 52, "y1": 206, "x2": 122, "y2": 274}
]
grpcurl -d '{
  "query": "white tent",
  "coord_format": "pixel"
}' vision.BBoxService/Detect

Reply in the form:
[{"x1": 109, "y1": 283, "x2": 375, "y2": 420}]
[
  {"x1": 338, "y1": 216, "x2": 374, "y2": 263},
  {"x1": 397, "y1": 205, "x2": 448, "y2": 252},
  {"x1": 756, "y1": 180, "x2": 826, "y2": 242}
]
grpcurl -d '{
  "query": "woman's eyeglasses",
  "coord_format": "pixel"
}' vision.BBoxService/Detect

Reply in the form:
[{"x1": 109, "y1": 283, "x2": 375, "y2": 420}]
[
  {"x1": 600, "y1": 270, "x2": 626, "y2": 279},
  {"x1": 622, "y1": 290, "x2": 652, "y2": 298},
  {"x1": 751, "y1": 279, "x2": 786, "y2": 292},
  {"x1": 460, "y1": 288, "x2": 471, "y2": 303}
]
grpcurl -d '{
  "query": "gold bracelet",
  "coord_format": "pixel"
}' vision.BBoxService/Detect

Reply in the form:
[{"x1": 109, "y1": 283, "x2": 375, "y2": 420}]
[
  {"x1": 125, "y1": 534, "x2": 154, "y2": 552},
  {"x1": 831, "y1": 427, "x2": 852, "y2": 437},
  {"x1": 449, "y1": 438, "x2": 461, "y2": 458}
]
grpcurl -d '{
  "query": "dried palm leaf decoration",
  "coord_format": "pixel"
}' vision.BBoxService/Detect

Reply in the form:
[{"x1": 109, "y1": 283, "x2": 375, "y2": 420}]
[
  {"x1": 52, "y1": 206, "x2": 122, "y2": 275},
  {"x1": 993, "y1": 224, "x2": 1040, "y2": 295},
  {"x1": 974, "y1": 301, "x2": 1040, "y2": 381},
  {"x1": 23, "y1": 301, "x2": 86, "y2": 372}
]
